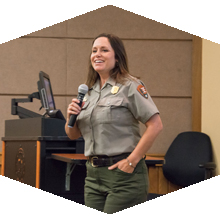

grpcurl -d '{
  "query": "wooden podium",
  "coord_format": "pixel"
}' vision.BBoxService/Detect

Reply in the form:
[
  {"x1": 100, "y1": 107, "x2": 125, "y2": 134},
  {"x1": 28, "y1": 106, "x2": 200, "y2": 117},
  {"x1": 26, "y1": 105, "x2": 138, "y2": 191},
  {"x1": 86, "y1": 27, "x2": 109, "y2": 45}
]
[{"x1": 1, "y1": 117, "x2": 86, "y2": 204}]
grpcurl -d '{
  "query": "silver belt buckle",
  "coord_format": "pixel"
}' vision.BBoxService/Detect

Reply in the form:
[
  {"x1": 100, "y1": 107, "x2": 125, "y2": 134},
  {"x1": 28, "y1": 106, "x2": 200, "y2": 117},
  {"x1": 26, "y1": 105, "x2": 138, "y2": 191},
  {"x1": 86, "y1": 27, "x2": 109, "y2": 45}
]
[{"x1": 91, "y1": 156, "x2": 98, "y2": 167}]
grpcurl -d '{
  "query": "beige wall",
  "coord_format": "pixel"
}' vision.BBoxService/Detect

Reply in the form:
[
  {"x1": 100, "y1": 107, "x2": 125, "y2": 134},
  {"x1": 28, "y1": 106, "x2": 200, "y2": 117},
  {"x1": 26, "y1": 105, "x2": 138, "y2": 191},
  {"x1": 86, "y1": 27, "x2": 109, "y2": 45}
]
[
  {"x1": 0, "y1": 6, "x2": 193, "y2": 154},
  {"x1": 202, "y1": 39, "x2": 220, "y2": 175}
]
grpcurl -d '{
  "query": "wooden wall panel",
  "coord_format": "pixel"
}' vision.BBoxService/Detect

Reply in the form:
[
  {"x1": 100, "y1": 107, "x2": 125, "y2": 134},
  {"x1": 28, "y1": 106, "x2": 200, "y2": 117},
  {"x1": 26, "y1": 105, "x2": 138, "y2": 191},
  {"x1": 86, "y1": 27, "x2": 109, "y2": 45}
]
[
  {"x1": 67, "y1": 39, "x2": 92, "y2": 95},
  {"x1": 141, "y1": 98, "x2": 192, "y2": 154},
  {"x1": 0, "y1": 38, "x2": 67, "y2": 95},
  {"x1": 0, "y1": 5, "x2": 195, "y2": 156},
  {"x1": 192, "y1": 36, "x2": 202, "y2": 131},
  {"x1": 24, "y1": 6, "x2": 192, "y2": 40},
  {"x1": 148, "y1": 166, "x2": 159, "y2": 193},
  {"x1": 158, "y1": 165, "x2": 169, "y2": 194},
  {"x1": 65, "y1": 39, "x2": 192, "y2": 97},
  {"x1": 66, "y1": 6, "x2": 192, "y2": 40},
  {"x1": 124, "y1": 40, "x2": 192, "y2": 96},
  {"x1": 148, "y1": 163, "x2": 182, "y2": 194}
]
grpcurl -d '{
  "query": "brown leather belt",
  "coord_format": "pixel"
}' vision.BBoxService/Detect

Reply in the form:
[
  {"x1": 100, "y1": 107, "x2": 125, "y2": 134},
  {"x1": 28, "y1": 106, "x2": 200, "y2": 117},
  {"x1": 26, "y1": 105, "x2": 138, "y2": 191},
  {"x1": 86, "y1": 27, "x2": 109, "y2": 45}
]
[{"x1": 88, "y1": 153, "x2": 130, "y2": 167}]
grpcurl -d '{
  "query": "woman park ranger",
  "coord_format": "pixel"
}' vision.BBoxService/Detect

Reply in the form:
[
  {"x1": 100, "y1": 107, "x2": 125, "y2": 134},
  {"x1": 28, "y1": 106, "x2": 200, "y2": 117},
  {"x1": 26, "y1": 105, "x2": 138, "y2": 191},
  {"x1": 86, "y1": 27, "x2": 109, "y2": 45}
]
[{"x1": 65, "y1": 33, "x2": 163, "y2": 214}]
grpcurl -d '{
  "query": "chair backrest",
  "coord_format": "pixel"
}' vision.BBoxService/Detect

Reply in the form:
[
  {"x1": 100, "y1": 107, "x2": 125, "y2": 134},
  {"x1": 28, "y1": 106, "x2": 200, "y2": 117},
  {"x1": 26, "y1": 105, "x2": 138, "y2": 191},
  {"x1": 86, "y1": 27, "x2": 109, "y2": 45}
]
[{"x1": 162, "y1": 131, "x2": 213, "y2": 187}]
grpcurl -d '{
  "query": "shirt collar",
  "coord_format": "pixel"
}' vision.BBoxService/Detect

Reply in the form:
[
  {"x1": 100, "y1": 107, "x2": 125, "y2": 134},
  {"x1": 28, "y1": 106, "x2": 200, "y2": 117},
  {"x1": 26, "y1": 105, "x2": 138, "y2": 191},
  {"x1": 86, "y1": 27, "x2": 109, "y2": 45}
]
[
  {"x1": 91, "y1": 77, "x2": 117, "y2": 92},
  {"x1": 106, "y1": 77, "x2": 116, "y2": 87}
]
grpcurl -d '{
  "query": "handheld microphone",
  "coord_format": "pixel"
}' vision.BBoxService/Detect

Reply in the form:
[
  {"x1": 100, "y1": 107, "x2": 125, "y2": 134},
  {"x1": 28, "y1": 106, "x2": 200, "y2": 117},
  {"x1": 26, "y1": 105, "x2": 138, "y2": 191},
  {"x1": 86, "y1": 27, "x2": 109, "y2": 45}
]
[{"x1": 68, "y1": 84, "x2": 88, "y2": 128}]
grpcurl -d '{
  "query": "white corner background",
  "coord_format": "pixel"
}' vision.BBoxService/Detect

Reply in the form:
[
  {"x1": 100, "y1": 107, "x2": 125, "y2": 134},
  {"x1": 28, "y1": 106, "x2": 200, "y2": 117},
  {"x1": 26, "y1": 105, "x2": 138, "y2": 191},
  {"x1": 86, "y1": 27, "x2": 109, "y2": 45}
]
[{"x1": 0, "y1": 0, "x2": 220, "y2": 219}]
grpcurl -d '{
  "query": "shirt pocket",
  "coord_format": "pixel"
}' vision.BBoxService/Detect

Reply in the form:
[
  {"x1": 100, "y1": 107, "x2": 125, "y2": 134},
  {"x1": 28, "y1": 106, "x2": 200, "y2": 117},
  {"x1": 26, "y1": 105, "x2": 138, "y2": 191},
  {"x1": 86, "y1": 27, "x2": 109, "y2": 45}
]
[{"x1": 95, "y1": 97, "x2": 125, "y2": 124}]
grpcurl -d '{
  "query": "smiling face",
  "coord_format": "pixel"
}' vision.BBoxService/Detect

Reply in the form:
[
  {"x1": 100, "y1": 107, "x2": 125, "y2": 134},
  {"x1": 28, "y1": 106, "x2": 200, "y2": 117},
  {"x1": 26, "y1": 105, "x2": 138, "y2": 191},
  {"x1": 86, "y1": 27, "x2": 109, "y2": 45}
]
[{"x1": 90, "y1": 37, "x2": 117, "y2": 76}]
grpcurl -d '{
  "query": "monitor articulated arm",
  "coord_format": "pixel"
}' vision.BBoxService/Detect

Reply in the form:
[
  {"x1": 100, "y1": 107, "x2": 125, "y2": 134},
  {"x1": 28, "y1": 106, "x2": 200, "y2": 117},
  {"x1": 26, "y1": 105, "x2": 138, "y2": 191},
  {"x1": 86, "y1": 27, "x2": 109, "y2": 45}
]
[{"x1": 11, "y1": 92, "x2": 42, "y2": 119}]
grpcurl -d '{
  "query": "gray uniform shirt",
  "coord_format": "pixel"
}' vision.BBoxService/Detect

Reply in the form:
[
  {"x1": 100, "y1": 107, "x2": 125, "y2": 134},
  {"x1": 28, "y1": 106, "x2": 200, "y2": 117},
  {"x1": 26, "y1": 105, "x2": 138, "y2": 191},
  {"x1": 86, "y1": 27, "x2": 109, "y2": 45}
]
[{"x1": 76, "y1": 77, "x2": 159, "y2": 157}]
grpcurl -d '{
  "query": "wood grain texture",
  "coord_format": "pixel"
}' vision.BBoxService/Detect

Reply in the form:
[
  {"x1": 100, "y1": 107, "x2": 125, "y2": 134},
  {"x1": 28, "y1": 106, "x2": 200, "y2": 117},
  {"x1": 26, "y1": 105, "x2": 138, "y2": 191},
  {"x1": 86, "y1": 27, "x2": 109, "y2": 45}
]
[
  {"x1": 1, "y1": 142, "x2": 5, "y2": 176},
  {"x1": 192, "y1": 36, "x2": 202, "y2": 131},
  {"x1": 35, "y1": 141, "x2": 41, "y2": 189}
]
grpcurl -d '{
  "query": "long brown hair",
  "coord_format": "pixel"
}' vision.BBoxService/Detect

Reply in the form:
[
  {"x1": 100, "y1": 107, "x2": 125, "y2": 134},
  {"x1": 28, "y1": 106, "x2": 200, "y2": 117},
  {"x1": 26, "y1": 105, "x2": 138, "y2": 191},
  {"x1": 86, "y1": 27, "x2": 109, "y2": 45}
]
[{"x1": 86, "y1": 33, "x2": 137, "y2": 89}]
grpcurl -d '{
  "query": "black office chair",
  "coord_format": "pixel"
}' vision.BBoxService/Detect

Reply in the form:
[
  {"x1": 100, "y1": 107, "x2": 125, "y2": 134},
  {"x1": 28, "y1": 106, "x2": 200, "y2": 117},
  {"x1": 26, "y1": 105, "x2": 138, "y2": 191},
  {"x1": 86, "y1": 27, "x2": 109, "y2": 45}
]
[{"x1": 147, "y1": 131, "x2": 216, "y2": 201}]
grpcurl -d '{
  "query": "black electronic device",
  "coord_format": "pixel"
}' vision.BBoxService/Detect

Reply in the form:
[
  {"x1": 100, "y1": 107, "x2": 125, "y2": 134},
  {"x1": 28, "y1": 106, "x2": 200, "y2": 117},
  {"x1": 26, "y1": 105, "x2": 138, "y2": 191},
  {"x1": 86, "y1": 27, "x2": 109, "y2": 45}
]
[
  {"x1": 38, "y1": 71, "x2": 56, "y2": 111},
  {"x1": 37, "y1": 71, "x2": 65, "y2": 121},
  {"x1": 68, "y1": 84, "x2": 88, "y2": 128},
  {"x1": 11, "y1": 71, "x2": 65, "y2": 121}
]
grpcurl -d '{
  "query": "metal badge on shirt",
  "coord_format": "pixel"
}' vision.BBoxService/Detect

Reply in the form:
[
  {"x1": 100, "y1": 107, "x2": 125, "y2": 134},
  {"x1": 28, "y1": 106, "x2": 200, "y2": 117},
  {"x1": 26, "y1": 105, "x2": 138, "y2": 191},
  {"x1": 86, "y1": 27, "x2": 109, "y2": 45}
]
[
  {"x1": 111, "y1": 86, "x2": 119, "y2": 94},
  {"x1": 137, "y1": 85, "x2": 148, "y2": 99}
]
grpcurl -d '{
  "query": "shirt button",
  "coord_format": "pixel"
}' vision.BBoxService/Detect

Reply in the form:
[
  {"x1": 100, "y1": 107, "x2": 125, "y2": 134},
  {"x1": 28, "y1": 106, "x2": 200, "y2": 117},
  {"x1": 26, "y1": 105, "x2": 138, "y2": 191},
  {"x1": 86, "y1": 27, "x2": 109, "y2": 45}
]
[{"x1": 107, "y1": 101, "x2": 110, "y2": 106}]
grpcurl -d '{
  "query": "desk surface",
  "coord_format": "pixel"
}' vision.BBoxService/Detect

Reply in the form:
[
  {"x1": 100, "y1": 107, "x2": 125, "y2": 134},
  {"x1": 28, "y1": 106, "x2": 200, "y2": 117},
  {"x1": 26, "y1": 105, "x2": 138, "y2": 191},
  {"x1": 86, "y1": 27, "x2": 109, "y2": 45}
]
[{"x1": 51, "y1": 153, "x2": 164, "y2": 165}]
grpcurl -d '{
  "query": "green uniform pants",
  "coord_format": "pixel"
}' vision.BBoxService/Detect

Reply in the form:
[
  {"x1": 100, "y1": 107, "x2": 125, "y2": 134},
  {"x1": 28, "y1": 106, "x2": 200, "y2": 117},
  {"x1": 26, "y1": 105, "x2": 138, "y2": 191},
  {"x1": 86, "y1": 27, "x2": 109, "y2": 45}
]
[{"x1": 84, "y1": 158, "x2": 149, "y2": 214}]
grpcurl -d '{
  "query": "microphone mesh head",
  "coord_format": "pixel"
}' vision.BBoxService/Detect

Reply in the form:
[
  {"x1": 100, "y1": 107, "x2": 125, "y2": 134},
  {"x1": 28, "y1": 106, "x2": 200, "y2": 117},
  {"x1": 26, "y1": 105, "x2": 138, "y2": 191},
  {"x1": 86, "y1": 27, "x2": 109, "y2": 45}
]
[{"x1": 78, "y1": 84, "x2": 88, "y2": 94}]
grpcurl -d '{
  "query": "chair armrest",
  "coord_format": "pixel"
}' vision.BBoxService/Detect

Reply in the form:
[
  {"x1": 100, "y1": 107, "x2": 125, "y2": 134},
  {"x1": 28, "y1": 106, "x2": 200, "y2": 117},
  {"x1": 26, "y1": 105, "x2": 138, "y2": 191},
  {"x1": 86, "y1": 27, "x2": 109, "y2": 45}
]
[
  {"x1": 199, "y1": 162, "x2": 216, "y2": 180},
  {"x1": 199, "y1": 162, "x2": 216, "y2": 170}
]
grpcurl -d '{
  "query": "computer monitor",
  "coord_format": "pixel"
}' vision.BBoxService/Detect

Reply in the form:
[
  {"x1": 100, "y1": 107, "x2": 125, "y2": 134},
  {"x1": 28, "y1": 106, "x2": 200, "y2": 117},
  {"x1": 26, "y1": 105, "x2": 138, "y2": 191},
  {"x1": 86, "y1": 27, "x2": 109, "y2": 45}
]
[
  {"x1": 38, "y1": 71, "x2": 56, "y2": 110},
  {"x1": 38, "y1": 71, "x2": 65, "y2": 121},
  {"x1": 11, "y1": 71, "x2": 65, "y2": 121}
]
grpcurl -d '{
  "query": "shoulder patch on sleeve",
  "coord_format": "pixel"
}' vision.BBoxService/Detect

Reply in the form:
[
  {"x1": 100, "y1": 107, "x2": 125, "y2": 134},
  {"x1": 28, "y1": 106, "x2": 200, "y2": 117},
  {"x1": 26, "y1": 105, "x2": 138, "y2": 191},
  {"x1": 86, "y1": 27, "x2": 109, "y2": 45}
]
[{"x1": 137, "y1": 84, "x2": 148, "y2": 99}]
